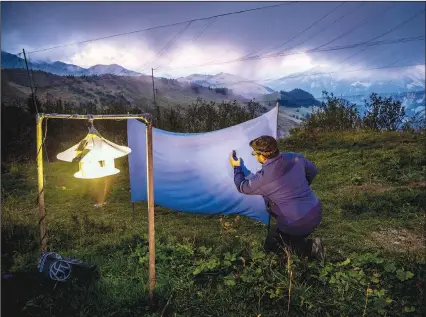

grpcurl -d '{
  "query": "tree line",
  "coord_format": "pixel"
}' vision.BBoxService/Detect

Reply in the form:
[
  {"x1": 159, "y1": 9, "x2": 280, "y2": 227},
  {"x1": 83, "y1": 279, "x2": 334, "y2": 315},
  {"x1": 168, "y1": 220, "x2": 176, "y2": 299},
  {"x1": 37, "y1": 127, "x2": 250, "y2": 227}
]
[
  {"x1": 2, "y1": 89, "x2": 423, "y2": 165},
  {"x1": 1, "y1": 96, "x2": 266, "y2": 163},
  {"x1": 292, "y1": 91, "x2": 425, "y2": 136}
]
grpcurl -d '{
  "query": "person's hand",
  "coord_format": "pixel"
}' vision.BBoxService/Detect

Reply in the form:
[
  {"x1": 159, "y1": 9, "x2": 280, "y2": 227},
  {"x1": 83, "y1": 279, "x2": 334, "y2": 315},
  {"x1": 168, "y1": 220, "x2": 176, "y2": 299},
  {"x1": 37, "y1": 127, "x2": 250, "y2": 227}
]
[{"x1": 229, "y1": 152, "x2": 241, "y2": 168}]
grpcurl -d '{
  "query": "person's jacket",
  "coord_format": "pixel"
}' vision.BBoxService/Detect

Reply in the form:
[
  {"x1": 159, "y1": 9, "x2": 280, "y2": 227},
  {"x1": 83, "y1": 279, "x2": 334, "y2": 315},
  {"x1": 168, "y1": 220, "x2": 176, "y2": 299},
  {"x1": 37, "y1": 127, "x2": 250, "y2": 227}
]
[{"x1": 233, "y1": 152, "x2": 321, "y2": 235}]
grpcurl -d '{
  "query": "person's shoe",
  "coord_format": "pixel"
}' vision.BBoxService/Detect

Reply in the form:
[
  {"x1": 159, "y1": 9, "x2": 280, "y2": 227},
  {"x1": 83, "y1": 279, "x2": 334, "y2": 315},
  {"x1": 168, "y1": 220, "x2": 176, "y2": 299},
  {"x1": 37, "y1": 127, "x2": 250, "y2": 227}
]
[{"x1": 312, "y1": 237, "x2": 326, "y2": 262}]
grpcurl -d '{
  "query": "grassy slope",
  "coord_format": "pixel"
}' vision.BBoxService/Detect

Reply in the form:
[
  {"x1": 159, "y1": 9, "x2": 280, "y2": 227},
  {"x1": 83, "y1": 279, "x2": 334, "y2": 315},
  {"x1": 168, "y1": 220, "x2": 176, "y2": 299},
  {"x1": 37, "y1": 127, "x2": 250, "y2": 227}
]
[
  {"x1": 1, "y1": 131, "x2": 425, "y2": 317},
  {"x1": 1, "y1": 69, "x2": 246, "y2": 108}
]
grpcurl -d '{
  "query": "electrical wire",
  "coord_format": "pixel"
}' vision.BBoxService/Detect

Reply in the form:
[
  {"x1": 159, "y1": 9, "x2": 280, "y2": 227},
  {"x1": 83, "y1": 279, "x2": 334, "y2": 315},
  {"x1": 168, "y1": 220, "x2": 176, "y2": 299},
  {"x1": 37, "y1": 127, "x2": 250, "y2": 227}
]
[
  {"x1": 163, "y1": 35, "x2": 424, "y2": 69},
  {"x1": 242, "y1": 1, "x2": 346, "y2": 59},
  {"x1": 223, "y1": 61, "x2": 424, "y2": 87},
  {"x1": 155, "y1": 17, "x2": 217, "y2": 70},
  {"x1": 275, "y1": 2, "x2": 366, "y2": 55},
  {"x1": 23, "y1": 2, "x2": 296, "y2": 55},
  {"x1": 368, "y1": 8, "x2": 425, "y2": 43},
  {"x1": 300, "y1": 7, "x2": 423, "y2": 85},
  {"x1": 136, "y1": 21, "x2": 193, "y2": 73},
  {"x1": 25, "y1": 51, "x2": 51, "y2": 162},
  {"x1": 314, "y1": 2, "x2": 396, "y2": 50},
  {"x1": 254, "y1": 3, "x2": 395, "y2": 86},
  {"x1": 163, "y1": 6, "x2": 425, "y2": 70}
]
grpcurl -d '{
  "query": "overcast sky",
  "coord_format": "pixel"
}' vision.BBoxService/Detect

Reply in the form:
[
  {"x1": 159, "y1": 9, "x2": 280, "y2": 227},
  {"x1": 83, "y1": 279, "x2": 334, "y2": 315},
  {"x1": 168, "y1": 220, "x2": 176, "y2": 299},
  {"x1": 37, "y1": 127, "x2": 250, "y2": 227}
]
[{"x1": 2, "y1": 1, "x2": 425, "y2": 80}]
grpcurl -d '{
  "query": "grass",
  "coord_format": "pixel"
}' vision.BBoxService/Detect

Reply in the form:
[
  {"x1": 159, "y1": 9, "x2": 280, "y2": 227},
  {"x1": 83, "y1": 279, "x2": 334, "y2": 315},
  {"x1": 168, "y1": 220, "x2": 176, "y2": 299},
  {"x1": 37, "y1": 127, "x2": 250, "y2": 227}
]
[{"x1": 1, "y1": 130, "x2": 425, "y2": 317}]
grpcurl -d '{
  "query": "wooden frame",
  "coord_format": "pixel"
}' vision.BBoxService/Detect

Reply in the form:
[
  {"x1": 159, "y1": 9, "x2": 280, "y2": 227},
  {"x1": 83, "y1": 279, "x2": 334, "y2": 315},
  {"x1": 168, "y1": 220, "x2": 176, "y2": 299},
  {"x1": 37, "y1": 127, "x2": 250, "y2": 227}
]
[{"x1": 35, "y1": 113, "x2": 156, "y2": 302}]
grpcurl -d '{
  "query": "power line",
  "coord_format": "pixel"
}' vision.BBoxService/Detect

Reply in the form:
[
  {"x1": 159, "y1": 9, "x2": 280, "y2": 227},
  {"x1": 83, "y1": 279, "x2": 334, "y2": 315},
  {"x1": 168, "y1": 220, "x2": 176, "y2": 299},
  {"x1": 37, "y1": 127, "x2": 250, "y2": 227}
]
[
  {"x1": 10, "y1": 36, "x2": 424, "y2": 89},
  {"x1": 368, "y1": 8, "x2": 425, "y2": 43},
  {"x1": 280, "y1": 3, "x2": 393, "y2": 86},
  {"x1": 314, "y1": 2, "x2": 396, "y2": 50},
  {"x1": 163, "y1": 6, "x2": 425, "y2": 71},
  {"x1": 302, "y1": 3, "x2": 408, "y2": 86},
  {"x1": 248, "y1": 2, "x2": 385, "y2": 87},
  {"x1": 328, "y1": 7, "x2": 425, "y2": 71},
  {"x1": 322, "y1": 7, "x2": 423, "y2": 82},
  {"x1": 23, "y1": 2, "x2": 296, "y2": 55},
  {"x1": 155, "y1": 17, "x2": 217, "y2": 70},
  {"x1": 276, "y1": 2, "x2": 366, "y2": 55},
  {"x1": 137, "y1": 21, "x2": 193, "y2": 73},
  {"x1": 242, "y1": 2, "x2": 346, "y2": 59},
  {"x1": 223, "y1": 61, "x2": 424, "y2": 88},
  {"x1": 163, "y1": 35, "x2": 424, "y2": 70},
  {"x1": 342, "y1": 45, "x2": 393, "y2": 70},
  {"x1": 271, "y1": 3, "x2": 411, "y2": 88},
  {"x1": 338, "y1": 6, "x2": 426, "y2": 68}
]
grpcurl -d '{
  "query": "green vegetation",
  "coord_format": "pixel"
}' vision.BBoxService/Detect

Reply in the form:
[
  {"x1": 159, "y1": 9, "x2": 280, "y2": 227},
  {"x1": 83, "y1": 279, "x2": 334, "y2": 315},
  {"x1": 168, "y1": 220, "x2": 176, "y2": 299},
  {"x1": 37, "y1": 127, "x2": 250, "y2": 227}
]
[
  {"x1": 278, "y1": 89, "x2": 321, "y2": 108},
  {"x1": 2, "y1": 128, "x2": 425, "y2": 316},
  {"x1": 1, "y1": 68, "x2": 244, "y2": 109},
  {"x1": 1, "y1": 96, "x2": 265, "y2": 163},
  {"x1": 2, "y1": 86, "x2": 425, "y2": 316},
  {"x1": 294, "y1": 91, "x2": 425, "y2": 134}
]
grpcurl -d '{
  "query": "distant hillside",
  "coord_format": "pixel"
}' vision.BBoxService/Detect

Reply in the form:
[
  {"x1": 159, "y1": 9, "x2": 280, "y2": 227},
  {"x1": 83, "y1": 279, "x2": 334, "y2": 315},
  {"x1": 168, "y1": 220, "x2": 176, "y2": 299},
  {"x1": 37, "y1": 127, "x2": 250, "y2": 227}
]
[
  {"x1": 257, "y1": 89, "x2": 320, "y2": 108},
  {"x1": 1, "y1": 68, "x2": 247, "y2": 109},
  {"x1": 177, "y1": 72, "x2": 275, "y2": 99},
  {"x1": 1, "y1": 51, "x2": 142, "y2": 77}
]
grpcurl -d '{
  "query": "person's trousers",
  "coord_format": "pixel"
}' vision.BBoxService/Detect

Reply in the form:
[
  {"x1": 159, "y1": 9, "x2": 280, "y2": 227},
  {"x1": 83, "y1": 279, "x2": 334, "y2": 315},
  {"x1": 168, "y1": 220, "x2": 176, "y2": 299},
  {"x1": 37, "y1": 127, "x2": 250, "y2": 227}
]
[{"x1": 263, "y1": 225, "x2": 314, "y2": 257}]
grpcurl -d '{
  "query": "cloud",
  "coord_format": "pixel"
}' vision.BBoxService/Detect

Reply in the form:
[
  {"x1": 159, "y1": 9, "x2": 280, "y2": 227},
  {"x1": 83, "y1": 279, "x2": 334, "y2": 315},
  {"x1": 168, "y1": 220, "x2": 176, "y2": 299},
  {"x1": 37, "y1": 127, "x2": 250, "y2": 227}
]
[
  {"x1": 33, "y1": 38, "x2": 334, "y2": 80},
  {"x1": 15, "y1": 36, "x2": 424, "y2": 84},
  {"x1": 155, "y1": 43, "x2": 245, "y2": 77},
  {"x1": 67, "y1": 42, "x2": 157, "y2": 73}
]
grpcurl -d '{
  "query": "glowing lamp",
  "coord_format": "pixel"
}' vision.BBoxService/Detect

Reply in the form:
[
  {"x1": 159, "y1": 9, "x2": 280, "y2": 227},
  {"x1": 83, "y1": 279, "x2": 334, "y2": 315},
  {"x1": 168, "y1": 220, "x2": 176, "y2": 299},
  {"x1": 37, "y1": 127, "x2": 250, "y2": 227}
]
[{"x1": 56, "y1": 123, "x2": 131, "y2": 179}]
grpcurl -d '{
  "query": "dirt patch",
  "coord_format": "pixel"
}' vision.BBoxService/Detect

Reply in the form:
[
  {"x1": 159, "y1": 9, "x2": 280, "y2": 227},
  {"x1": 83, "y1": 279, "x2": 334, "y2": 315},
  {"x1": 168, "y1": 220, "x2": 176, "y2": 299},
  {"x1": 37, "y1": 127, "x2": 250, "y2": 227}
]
[
  {"x1": 369, "y1": 228, "x2": 425, "y2": 252},
  {"x1": 406, "y1": 181, "x2": 426, "y2": 189}
]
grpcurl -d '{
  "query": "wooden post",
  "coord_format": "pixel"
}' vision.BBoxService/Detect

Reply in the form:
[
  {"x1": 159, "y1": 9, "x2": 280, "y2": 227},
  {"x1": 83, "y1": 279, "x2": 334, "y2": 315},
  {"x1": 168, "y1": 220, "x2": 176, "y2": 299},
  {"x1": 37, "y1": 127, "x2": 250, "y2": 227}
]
[
  {"x1": 31, "y1": 113, "x2": 153, "y2": 285},
  {"x1": 146, "y1": 122, "x2": 156, "y2": 304},
  {"x1": 36, "y1": 114, "x2": 47, "y2": 252}
]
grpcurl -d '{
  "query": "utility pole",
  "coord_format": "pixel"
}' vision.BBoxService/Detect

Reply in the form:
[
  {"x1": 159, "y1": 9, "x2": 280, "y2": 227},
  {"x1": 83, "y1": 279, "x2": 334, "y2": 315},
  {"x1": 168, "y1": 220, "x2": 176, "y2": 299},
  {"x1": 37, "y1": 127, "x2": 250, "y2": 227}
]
[
  {"x1": 152, "y1": 68, "x2": 160, "y2": 125},
  {"x1": 23, "y1": 49, "x2": 50, "y2": 162},
  {"x1": 24, "y1": 48, "x2": 47, "y2": 252},
  {"x1": 22, "y1": 49, "x2": 39, "y2": 114},
  {"x1": 151, "y1": 68, "x2": 156, "y2": 105}
]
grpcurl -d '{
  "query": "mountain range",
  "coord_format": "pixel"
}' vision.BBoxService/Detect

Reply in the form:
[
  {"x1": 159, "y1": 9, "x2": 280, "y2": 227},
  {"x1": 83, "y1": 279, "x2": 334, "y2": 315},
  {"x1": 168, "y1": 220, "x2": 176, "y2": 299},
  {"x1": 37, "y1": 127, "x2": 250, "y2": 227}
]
[
  {"x1": 1, "y1": 51, "x2": 141, "y2": 77},
  {"x1": 2, "y1": 50, "x2": 424, "y2": 110},
  {"x1": 265, "y1": 66, "x2": 425, "y2": 116},
  {"x1": 1, "y1": 50, "x2": 424, "y2": 131},
  {"x1": 1, "y1": 51, "x2": 275, "y2": 99}
]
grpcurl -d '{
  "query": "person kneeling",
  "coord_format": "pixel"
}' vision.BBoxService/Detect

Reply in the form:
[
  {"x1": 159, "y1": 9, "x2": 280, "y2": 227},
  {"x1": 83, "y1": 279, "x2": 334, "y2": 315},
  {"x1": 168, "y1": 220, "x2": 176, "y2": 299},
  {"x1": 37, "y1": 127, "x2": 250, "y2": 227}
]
[{"x1": 229, "y1": 135, "x2": 325, "y2": 262}]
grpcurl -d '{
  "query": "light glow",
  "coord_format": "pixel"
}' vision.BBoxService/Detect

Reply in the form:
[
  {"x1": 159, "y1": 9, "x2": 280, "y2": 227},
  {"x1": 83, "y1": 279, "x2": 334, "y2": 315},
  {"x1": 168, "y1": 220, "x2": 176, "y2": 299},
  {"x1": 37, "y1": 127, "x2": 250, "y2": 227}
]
[
  {"x1": 74, "y1": 158, "x2": 120, "y2": 179},
  {"x1": 56, "y1": 125, "x2": 131, "y2": 180}
]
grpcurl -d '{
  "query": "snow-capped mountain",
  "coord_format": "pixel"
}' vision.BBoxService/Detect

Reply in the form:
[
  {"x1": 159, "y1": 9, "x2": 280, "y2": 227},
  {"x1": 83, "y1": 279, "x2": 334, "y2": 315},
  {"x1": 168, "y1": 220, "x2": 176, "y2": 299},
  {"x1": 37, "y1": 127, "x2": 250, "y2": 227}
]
[
  {"x1": 1, "y1": 51, "x2": 142, "y2": 77},
  {"x1": 2, "y1": 50, "x2": 423, "y2": 116},
  {"x1": 266, "y1": 67, "x2": 425, "y2": 116},
  {"x1": 84, "y1": 64, "x2": 141, "y2": 76},
  {"x1": 267, "y1": 67, "x2": 425, "y2": 97},
  {"x1": 177, "y1": 72, "x2": 275, "y2": 99}
]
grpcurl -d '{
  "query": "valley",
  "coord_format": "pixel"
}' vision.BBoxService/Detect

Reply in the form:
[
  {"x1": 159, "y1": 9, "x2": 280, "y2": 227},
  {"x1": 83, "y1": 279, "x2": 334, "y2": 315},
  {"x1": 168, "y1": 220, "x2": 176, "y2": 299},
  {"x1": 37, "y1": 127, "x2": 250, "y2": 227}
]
[{"x1": 1, "y1": 50, "x2": 425, "y2": 138}]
